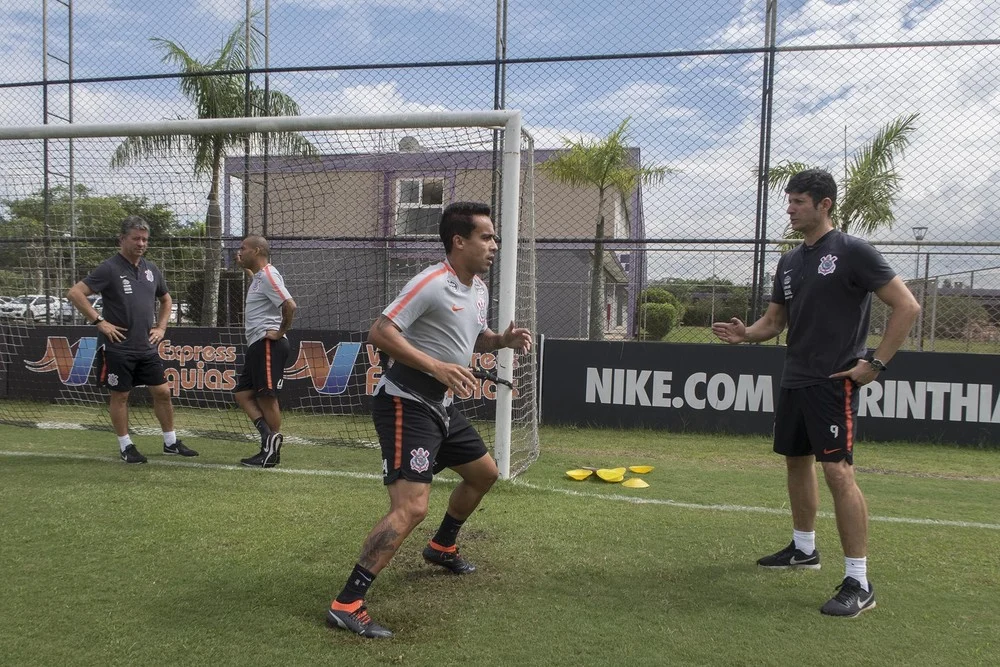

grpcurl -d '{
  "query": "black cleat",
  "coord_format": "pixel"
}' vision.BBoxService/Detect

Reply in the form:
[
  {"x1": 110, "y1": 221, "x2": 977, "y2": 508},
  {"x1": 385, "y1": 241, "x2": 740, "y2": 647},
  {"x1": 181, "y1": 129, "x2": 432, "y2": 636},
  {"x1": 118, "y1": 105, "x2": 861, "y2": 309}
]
[
  {"x1": 163, "y1": 440, "x2": 199, "y2": 457},
  {"x1": 120, "y1": 444, "x2": 147, "y2": 464},
  {"x1": 240, "y1": 449, "x2": 279, "y2": 468},
  {"x1": 820, "y1": 577, "x2": 877, "y2": 617},
  {"x1": 241, "y1": 432, "x2": 282, "y2": 468},
  {"x1": 757, "y1": 541, "x2": 821, "y2": 570},
  {"x1": 422, "y1": 544, "x2": 477, "y2": 574},
  {"x1": 326, "y1": 603, "x2": 393, "y2": 639}
]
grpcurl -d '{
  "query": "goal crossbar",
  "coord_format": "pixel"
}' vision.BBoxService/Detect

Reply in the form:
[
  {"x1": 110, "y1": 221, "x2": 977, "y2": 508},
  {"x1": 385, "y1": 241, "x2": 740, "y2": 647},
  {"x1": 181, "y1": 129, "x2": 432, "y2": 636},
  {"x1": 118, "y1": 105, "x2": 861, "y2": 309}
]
[{"x1": 0, "y1": 111, "x2": 522, "y2": 140}]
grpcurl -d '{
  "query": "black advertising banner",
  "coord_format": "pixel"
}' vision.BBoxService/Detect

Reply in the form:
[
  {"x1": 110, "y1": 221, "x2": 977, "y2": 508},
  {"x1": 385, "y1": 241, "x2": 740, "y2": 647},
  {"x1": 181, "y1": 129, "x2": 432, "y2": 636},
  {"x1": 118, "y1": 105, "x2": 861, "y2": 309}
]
[
  {"x1": 4, "y1": 325, "x2": 501, "y2": 416},
  {"x1": 541, "y1": 340, "x2": 1000, "y2": 446}
]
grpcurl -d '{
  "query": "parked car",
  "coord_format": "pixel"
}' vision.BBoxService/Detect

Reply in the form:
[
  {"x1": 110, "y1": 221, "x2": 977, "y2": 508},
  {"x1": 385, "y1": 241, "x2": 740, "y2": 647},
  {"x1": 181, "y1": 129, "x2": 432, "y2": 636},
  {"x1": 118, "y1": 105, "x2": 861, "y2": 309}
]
[{"x1": 0, "y1": 295, "x2": 63, "y2": 322}]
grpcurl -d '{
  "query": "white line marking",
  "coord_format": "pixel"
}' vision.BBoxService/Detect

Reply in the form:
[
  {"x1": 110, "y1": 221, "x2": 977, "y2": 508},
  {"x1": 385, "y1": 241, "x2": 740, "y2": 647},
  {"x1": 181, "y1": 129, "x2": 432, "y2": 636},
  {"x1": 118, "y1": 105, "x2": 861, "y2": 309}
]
[{"x1": 2, "y1": 450, "x2": 998, "y2": 531}]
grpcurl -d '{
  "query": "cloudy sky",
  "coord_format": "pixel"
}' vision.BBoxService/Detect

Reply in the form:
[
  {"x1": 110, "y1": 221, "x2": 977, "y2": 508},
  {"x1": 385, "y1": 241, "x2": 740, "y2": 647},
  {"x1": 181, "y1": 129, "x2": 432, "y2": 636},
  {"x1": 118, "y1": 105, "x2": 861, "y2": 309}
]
[{"x1": 1, "y1": 0, "x2": 999, "y2": 283}]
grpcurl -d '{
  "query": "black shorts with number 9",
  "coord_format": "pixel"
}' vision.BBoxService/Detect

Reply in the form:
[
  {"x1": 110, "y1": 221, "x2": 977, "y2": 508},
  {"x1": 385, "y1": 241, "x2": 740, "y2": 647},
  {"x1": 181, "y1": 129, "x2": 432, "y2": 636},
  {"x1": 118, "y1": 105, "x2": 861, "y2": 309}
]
[
  {"x1": 372, "y1": 388, "x2": 489, "y2": 484},
  {"x1": 773, "y1": 379, "x2": 859, "y2": 464}
]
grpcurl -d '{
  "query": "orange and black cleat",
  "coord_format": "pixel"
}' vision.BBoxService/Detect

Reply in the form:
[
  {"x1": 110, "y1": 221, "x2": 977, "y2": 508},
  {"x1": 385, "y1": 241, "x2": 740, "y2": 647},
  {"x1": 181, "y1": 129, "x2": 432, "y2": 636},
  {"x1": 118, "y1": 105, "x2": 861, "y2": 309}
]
[
  {"x1": 326, "y1": 600, "x2": 393, "y2": 639},
  {"x1": 422, "y1": 542, "x2": 477, "y2": 575}
]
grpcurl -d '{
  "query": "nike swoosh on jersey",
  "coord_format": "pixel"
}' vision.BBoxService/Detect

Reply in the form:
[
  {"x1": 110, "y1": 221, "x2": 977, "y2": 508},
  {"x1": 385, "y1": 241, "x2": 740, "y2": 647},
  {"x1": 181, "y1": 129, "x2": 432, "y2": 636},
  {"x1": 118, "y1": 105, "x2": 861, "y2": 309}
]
[
  {"x1": 823, "y1": 448, "x2": 841, "y2": 454},
  {"x1": 451, "y1": 305, "x2": 464, "y2": 311}
]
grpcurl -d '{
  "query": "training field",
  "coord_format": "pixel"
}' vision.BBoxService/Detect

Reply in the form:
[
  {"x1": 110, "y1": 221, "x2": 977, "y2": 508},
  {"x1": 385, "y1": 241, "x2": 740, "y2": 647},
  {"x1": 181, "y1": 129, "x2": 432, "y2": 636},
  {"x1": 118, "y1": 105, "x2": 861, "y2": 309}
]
[{"x1": 1, "y1": 421, "x2": 998, "y2": 666}]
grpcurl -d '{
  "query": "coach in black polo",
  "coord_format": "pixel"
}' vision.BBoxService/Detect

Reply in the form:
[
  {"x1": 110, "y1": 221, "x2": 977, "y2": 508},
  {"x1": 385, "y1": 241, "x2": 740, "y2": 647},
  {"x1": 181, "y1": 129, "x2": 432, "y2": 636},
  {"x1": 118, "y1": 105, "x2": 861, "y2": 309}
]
[
  {"x1": 67, "y1": 215, "x2": 198, "y2": 463},
  {"x1": 713, "y1": 169, "x2": 919, "y2": 618}
]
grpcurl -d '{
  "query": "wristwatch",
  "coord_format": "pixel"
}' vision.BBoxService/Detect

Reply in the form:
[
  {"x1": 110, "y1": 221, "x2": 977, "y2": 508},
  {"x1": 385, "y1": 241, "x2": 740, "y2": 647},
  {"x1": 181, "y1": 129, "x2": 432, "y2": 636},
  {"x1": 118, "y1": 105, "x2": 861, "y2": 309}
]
[
  {"x1": 865, "y1": 355, "x2": 887, "y2": 372},
  {"x1": 91, "y1": 315, "x2": 105, "y2": 326}
]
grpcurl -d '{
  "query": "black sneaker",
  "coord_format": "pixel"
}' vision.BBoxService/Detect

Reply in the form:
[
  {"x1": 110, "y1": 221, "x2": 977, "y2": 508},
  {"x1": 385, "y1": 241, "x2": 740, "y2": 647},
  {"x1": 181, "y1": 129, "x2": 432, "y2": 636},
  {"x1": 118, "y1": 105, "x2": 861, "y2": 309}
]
[
  {"x1": 757, "y1": 541, "x2": 821, "y2": 569},
  {"x1": 241, "y1": 435, "x2": 282, "y2": 468},
  {"x1": 326, "y1": 602, "x2": 393, "y2": 639},
  {"x1": 163, "y1": 440, "x2": 199, "y2": 457},
  {"x1": 120, "y1": 444, "x2": 147, "y2": 464},
  {"x1": 820, "y1": 577, "x2": 877, "y2": 617},
  {"x1": 422, "y1": 544, "x2": 477, "y2": 574}
]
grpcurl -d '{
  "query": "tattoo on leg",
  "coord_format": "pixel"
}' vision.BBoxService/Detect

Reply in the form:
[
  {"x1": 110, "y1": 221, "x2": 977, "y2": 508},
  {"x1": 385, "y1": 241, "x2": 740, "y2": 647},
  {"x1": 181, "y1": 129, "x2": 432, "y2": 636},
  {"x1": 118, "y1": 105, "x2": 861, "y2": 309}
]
[{"x1": 359, "y1": 524, "x2": 400, "y2": 570}]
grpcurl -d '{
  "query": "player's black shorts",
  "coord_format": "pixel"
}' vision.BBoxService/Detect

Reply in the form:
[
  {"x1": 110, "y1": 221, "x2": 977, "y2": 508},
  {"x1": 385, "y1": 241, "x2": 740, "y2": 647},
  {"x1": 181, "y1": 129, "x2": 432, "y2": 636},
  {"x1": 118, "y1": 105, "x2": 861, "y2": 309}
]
[
  {"x1": 372, "y1": 387, "x2": 489, "y2": 485},
  {"x1": 773, "y1": 379, "x2": 859, "y2": 464},
  {"x1": 97, "y1": 348, "x2": 166, "y2": 392},
  {"x1": 234, "y1": 337, "x2": 290, "y2": 396}
]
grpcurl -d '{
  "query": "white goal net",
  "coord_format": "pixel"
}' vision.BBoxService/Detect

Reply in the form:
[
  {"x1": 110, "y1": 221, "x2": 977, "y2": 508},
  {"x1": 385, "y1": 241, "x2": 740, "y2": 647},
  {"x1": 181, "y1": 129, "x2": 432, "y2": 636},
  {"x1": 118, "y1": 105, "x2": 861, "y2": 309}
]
[{"x1": 0, "y1": 112, "x2": 538, "y2": 477}]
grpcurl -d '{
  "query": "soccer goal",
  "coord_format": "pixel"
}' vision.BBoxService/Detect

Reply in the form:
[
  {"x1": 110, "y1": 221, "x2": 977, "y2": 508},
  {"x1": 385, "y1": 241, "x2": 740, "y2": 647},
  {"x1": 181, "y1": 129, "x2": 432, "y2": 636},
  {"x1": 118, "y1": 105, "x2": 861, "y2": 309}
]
[{"x1": 0, "y1": 112, "x2": 538, "y2": 478}]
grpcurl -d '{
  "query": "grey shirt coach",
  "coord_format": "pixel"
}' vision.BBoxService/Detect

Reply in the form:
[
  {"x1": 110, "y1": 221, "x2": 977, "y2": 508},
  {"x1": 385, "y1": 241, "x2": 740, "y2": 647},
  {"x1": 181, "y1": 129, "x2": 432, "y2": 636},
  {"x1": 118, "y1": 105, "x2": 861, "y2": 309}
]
[{"x1": 83, "y1": 253, "x2": 168, "y2": 358}]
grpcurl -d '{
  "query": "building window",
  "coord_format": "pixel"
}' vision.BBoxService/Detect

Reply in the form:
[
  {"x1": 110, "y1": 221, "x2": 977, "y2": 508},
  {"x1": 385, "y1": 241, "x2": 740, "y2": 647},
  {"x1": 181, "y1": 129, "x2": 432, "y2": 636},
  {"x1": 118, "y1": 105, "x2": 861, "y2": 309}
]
[{"x1": 396, "y1": 177, "x2": 444, "y2": 235}]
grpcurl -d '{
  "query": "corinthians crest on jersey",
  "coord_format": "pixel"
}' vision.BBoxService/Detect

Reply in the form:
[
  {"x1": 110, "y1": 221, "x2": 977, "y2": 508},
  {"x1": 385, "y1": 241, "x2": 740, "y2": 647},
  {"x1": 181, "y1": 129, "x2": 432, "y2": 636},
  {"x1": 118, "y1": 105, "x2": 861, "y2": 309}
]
[{"x1": 818, "y1": 254, "x2": 838, "y2": 276}]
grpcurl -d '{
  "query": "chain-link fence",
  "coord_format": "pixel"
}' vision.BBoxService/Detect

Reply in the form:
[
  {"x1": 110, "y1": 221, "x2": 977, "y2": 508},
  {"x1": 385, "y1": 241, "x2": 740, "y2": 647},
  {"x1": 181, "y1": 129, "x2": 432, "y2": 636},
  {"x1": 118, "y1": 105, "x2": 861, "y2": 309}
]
[{"x1": 1, "y1": 0, "x2": 999, "y2": 351}]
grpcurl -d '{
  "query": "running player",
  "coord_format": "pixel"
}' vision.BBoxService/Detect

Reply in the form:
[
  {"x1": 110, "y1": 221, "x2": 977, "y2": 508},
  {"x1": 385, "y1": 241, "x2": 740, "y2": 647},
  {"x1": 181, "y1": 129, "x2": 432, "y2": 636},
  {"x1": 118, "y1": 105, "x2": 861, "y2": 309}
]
[
  {"x1": 325, "y1": 201, "x2": 532, "y2": 639},
  {"x1": 233, "y1": 235, "x2": 297, "y2": 468}
]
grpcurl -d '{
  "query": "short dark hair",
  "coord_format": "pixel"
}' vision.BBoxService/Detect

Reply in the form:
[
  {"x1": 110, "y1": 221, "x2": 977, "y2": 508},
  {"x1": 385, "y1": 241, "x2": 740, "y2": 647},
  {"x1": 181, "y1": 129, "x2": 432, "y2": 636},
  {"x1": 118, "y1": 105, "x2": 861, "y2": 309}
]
[
  {"x1": 440, "y1": 201, "x2": 491, "y2": 253},
  {"x1": 243, "y1": 234, "x2": 270, "y2": 259},
  {"x1": 120, "y1": 215, "x2": 150, "y2": 238},
  {"x1": 785, "y1": 168, "x2": 837, "y2": 213}
]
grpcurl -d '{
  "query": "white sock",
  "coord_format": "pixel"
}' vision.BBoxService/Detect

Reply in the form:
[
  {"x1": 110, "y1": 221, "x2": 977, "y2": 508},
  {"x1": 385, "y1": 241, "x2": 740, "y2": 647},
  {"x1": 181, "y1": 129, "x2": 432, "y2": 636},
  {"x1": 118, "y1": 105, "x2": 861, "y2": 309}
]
[
  {"x1": 845, "y1": 556, "x2": 869, "y2": 591},
  {"x1": 163, "y1": 431, "x2": 177, "y2": 446},
  {"x1": 117, "y1": 435, "x2": 133, "y2": 452},
  {"x1": 793, "y1": 529, "x2": 816, "y2": 555}
]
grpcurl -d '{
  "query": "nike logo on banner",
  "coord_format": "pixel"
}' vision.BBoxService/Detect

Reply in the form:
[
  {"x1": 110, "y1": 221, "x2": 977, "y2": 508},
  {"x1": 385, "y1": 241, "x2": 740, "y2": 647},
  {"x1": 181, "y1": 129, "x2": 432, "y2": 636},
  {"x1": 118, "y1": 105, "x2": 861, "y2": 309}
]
[
  {"x1": 451, "y1": 305, "x2": 464, "y2": 311},
  {"x1": 823, "y1": 448, "x2": 841, "y2": 455}
]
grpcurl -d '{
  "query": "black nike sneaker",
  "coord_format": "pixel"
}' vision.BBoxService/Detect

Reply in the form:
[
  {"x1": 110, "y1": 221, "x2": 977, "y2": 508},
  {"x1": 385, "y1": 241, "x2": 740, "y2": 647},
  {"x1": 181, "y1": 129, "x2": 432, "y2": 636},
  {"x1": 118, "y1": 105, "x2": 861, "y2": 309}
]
[
  {"x1": 241, "y1": 432, "x2": 282, "y2": 468},
  {"x1": 757, "y1": 541, "x2": 821, "y2": 569},
  {"x1": 120, "y1": 444, "x2": 147, "y2": 464},
  {"x1": 422, "y1": 544, "x2": 477, "y2": 574},
  {"x1": 163, "y1": 440, "x2": 199, "y2": 456},
  {"x1": 326, "y1": 602, "x2": 393, "y2": 639},
  {"x1": 820, "y1": 577, "x2": 877, "y2": 617}
]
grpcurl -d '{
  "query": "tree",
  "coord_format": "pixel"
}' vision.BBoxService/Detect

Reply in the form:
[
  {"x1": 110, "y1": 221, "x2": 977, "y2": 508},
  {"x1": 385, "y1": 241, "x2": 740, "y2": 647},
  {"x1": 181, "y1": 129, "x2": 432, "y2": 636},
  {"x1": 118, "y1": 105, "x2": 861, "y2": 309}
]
[
  {"x1": 767, "y1": 113, "x2": 919, "y2": 237},
  {"x1": 1, "y1": 185, "x2": 194, "y2": 296},
  {"x1": 110, "y1": 17, "x2": 316, "y2": 327},
  {"x1": 541, "y1": 118, "x2": 673, "y2": 340}
]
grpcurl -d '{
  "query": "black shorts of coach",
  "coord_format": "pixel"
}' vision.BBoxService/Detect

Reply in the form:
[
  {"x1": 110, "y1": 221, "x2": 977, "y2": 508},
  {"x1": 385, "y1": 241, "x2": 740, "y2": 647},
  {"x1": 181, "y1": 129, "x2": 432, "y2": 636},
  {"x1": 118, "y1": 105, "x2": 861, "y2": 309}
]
[
  {"x1": 773, "y1": 378, "x2": 859, "y2": 464},
  {"x1": 234, "y1": 337, "x2": 290, "y2": 396},
  {"x1": 97, "y1": 348, "x2": 166, "y2": 392},
  {"x1": 372, "y1": 387, "x2": 489, "y2": 485}
]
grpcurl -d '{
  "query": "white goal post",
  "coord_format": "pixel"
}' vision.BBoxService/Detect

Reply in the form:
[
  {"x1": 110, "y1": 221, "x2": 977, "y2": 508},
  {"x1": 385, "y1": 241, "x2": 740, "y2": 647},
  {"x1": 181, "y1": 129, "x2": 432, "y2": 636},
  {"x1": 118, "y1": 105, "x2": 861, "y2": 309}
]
[{"x1": 0, "y1": 111, "x2": 535, "y2": 478}]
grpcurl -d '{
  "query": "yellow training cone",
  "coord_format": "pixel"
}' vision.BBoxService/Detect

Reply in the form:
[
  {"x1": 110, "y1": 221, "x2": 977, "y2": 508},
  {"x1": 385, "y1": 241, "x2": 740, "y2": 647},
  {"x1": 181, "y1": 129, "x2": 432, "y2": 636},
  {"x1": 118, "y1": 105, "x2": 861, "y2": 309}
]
[
  {"x1": 621, "y1": 478, "x2": 649, "y2": 489},
  {"x1": 628, "y1": 465, "x2": 654, "y2": 474},
  {"x1": 596, "y1": 469, "x2": 625, "y2": 482},
  {"x1": 566, "y1": 469, "x2": 594, "y2": 481}
]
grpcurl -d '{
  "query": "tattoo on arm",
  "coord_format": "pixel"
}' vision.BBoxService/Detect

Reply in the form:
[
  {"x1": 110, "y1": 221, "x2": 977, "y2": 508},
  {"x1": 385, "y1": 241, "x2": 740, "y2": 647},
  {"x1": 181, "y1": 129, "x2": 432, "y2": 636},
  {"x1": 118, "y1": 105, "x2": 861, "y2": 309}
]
[{"x1": 358, "y1": 523, "x2": 400, "y2": 570}]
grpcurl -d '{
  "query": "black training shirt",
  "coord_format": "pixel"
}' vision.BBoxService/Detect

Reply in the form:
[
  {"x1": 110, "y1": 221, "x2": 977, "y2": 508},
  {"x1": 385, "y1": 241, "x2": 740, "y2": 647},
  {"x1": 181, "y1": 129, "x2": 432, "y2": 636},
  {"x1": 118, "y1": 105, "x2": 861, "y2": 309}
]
[
  {"x1": 83, "y1": 253, "x2": 168, "y2": 357},
  {"x1": 771, "y1": 229, "x2": 895, "y2": 388}
]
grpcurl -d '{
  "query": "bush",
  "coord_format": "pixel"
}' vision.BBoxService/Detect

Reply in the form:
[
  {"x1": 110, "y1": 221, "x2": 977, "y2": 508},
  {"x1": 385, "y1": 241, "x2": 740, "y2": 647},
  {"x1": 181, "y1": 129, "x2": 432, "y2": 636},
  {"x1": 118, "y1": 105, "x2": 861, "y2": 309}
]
[
  {"x1": 638, "y1": 287, "x2": 680, "y2": 307},
  {"x1": 639, "y1": 302, "x2": 678, "y2": 340}
]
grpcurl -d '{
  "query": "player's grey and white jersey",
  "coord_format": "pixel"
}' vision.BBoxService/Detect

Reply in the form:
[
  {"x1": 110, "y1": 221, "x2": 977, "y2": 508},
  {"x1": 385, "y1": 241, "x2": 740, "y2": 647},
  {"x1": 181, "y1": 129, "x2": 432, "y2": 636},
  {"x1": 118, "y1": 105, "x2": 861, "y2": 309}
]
[
  {"x1": 245, "y1": 264, "x2": 292, "y2": 346},
  {"x1": 377, "y1": 260, "x2": 488, "y2": 405}
]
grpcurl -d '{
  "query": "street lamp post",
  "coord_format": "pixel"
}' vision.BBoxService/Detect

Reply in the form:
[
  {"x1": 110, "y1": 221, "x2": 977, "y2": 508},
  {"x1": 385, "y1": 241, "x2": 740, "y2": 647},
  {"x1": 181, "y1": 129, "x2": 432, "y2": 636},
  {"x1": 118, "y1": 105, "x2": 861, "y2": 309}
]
[{"x1": 912, "y1": 226, "x2": 928, "y2": 350}]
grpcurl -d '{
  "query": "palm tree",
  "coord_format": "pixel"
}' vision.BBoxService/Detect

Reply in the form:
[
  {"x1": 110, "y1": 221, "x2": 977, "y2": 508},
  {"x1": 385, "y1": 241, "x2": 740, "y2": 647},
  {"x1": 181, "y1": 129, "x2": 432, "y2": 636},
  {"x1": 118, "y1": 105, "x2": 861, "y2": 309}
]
[
  {"x1": 541, "y1": 118, "x2": 673, "y2": 340},
  {"x1": 768, "y1": 113, "x2": 919, "y2": 237},
  {"x1": 111, "y1": 18, "x2": 316, "y2": 326}
]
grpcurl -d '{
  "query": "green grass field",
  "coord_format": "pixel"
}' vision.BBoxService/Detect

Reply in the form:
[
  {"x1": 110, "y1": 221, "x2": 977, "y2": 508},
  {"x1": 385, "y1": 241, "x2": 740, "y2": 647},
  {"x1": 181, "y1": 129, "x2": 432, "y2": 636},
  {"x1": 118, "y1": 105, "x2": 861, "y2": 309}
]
[{"x1": 2, "y1": 423, "x2": 998, "y2": 666}]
